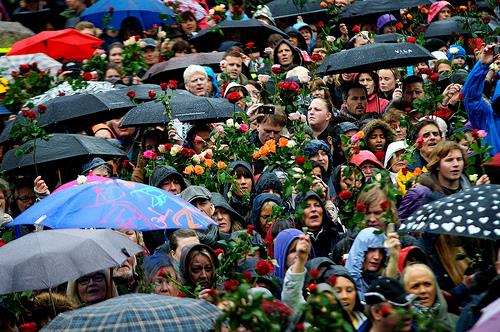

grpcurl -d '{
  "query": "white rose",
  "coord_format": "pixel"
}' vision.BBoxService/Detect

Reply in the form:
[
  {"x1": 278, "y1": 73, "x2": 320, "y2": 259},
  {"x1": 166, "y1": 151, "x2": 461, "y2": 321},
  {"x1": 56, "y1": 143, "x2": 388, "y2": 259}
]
[
  {"x1": 286, "y1": 140, "x2": 296, "y2": 148},
  {"x1": 77, "y1": 175, "x2": 87, "y2": 185},
  {"x1": 326, "y1": 35, "x2": 335, "y2": 43},
  {"x1": 226, "y1": 119, "x2": 234, "y2": 127},
  {"x1": 158, "y1": 144, "x2": 167, "y2": 153},
  {"x1": 170, "y1": 144, "x2": 183, "y2": 156},
  {"x1": 158, "y1": 31, "x2": 167, "y2": 39},
  {"x1": 139, "y1": 41, "x2": 146, "y2": 48},
  {"x1": 291, "y1": 167, "x2": 304, "y2": 174},
  {"x1": 490, "y1": 63, "x2": 499, "y2": 72},
  {"x1": 192, "y1": 154, "x2": 201, "y2": 163},
  {"x1": 469, "y1": 174, "x2": 478, "y2": 183},
  {"x1": 374, "y1": 173, "x2": 382, "y2": 182},
  {"x1": 100, "y1": 54, "x2": 107, "y2": 60}
]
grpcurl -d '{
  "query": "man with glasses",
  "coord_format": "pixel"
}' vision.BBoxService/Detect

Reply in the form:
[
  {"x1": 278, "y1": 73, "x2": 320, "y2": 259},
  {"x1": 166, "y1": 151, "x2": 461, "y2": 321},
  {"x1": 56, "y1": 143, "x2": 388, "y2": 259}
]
[{"x1": 358, "y1": 278, "x2": 417, "y2": 332}]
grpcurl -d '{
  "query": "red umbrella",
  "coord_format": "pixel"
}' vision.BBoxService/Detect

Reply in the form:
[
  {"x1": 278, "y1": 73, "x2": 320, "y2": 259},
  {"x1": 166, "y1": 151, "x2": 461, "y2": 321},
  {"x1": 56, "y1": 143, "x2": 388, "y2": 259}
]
[{"x1": 7, "y1": 29, "x2": 103, "y2": 61}]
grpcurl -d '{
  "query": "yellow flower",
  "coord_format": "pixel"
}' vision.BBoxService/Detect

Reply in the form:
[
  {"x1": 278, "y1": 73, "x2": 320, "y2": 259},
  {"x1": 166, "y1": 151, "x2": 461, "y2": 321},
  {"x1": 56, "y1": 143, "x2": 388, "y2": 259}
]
[
  {"x1": 204, "y1": 159, "x2": 214, "y2": 168},
  {"x1": 194, "y1": 165, "x2": 204, "y2": 175},
  {"x1": 183, "y1": 165, "x2": 195, "y2": 175}
]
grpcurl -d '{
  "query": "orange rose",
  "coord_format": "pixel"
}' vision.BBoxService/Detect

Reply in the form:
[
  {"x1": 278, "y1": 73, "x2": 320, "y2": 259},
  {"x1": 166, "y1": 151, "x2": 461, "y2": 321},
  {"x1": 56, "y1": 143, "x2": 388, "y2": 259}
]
[
  {"x1": 406, "y1": 13, "x2": 413, "y2": 20},
  {"x1": 253, "y1": 150, "x2": 261, "y2": 159},
  {"x1": 183, "y1": 165, "x2": 195, "y2": 175},
  {"x1": 265, "y1": 139, "x2": 276, "y2": 153},
  {"x1": 356, "y1": 131, "x2": 365, "y2": 139},
  {"x1": 459, "y1": 5, "x2": 467, "y2": 11},
  {"x1": 320, "y1": 1, "x2": 327, "y2": 8},
  {"x1": 414, "y1": 168, "x2": 422, "y2": 176},
  {"x1": 328, "y1": 0, "x2": 334, "y2": 3},
  {"x1": 278, "y1": 137, "x2": 289, "y2": 148},
  {"x1": 194, "y1": 165, "x2": 204, "y2": 175},
  {"x1": 420, "y1": 7, "x2": 428, "y2": 14},
  {"x1": 217, "y1": 161, "x2": 227, "y2": 169},
  {"x1": 204, "y1": 159, "x2": 214, "y2": 168},
  {"x1": 259, "y1": 145, "x2": 270, "y2": 157}
]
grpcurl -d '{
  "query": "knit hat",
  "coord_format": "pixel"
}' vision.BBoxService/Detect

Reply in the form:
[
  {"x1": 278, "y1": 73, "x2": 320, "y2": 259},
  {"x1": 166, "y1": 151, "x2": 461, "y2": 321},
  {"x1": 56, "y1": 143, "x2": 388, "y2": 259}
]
[
  {"x1": 447, "y1": 44, "x2": 467, "y2": 61},
  {"x1": 377, "y1": 14, "x2": 398, "y2": 33},
  {"x1": 253, "y1": 5, "x2": 275, "y2": 26}
]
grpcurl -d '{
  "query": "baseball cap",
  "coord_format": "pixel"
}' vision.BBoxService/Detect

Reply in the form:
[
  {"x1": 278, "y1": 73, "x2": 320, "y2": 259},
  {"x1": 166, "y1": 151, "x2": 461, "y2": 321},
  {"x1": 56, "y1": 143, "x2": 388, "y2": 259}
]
[
  {"x1": 365, "y1": 277, "x2": 416, "y2": 307},
  {"x1": 180, "y1": 186, "x2": 212, "y2": 204},
  {"x1": 142, "y1": 38, "x2": 157, "y2": 49}
]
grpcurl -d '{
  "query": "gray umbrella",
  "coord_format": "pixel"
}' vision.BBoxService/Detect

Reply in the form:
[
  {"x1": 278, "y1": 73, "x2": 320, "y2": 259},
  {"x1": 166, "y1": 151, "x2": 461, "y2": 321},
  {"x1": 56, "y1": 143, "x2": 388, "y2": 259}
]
[
  {"x1": 120, "y1": 90, "x2": 242, "y2": 127},
  {"x1": 142, "y1": 52, "x2": 224, "y2": 84},
  {"x1": 0, "y1": 21, "x2": 34, "y2": 48},
  {"x1": 116, "y1": 84, "x2": 163, "y2": 101},
  {"x1": 1, "y1": 134, "x2": 126, "y2": 173},
  {"x1": 0, "y1": 229, "x2": 143, "y2": 295},
  {"x1": 423, "y1": 16, "x2": 484, "y2": 39}
]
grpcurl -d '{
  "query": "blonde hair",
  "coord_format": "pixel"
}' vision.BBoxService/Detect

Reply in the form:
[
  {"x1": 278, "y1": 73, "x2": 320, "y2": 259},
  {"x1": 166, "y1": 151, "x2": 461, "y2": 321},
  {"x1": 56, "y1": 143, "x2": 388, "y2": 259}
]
[
  {"x1": 356, "y1": 185, "x2": 399, "y2": 226},
  {"x1": 435, "y1": 235, "x2": 470, "y2": 285},
  {"x1": 426, "y1": 141, "x2": 468, "y2": 175}
]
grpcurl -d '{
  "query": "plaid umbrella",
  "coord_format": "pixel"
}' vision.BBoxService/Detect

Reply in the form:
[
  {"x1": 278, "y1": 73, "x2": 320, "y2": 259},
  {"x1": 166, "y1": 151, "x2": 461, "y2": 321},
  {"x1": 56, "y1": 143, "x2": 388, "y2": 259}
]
[
  {"x1": 0, "y1": 53, "x2": 61, "y2": 80},
  {"x1": 42, "y1": 293, "x2": 220, "y2": 332}
]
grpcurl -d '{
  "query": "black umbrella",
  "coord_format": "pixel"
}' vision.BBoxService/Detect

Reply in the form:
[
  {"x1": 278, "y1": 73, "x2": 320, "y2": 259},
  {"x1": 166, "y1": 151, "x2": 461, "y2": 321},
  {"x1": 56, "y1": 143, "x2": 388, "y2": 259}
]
[
  {"x1": 341, "y1": 0, "x2": 433, "y2": 18},
  {"x1": 142, "y1": 52, "x2": 224, "y2": 84},
  {"x1": 0, "y1": 120, "x2": 17, "y2": 144},
  {"x1": 189, "y1": 19, "x2": 287, "y2": 52},
  {"x1": 400, "y1": 185, "x2": 500, "y2": 240},
  {"x1": 38, "y1": 91, "x2": 135, "y2": 132},
  {"x1": 315, "y1": 42, "x2": 434, "y2": 75},
  {"x1": 374, "y1": 33, "x2": 406, "y2": 43},
  {"x1": 120, "y1": 90, "x2": 242, "y2": 127},
  {"x1": 424, "y1": 16, "x2": 475, "y2": 39},
  {"x1": 117, "y1": 84, "x2": 163, "y2": 101},
  {"x1": 266, "y1": 0, "x2": 326, "y2": 19},
  {"x1": 1, "y1": 134, "x2": 126, "y2": 173}
]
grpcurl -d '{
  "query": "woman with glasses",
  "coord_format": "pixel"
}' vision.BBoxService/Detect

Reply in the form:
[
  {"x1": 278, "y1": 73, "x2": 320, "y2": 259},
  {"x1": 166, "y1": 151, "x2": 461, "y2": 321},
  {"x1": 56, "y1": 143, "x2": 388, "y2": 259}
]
[
  {"x1": 66, "y1": 269, "x2": 118, "y2": 307},
  {"x1": 9, "y1": 180, "x2": 36, "y2": 218}
]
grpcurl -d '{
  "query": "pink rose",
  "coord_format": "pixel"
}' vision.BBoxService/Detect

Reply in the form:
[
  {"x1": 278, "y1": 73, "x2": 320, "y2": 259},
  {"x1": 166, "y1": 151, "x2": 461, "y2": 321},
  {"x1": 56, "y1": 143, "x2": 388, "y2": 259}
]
[
  {"x1": 258, "y1": 74, "x2": 271, "y2": 83},
  {"x1": 239, "y1": 123, "x2": 249, "y2": 132},
  {"x1": 351, "y1": 134, "x2": 360, "y2": 143},
  {"x1": 143, "y1": 150, "x2": 157, "y2": 160},
  {"x1": 477, "y1": 130, "x2": 487, "y2": 138},
  {"x1": 416, "y1": 137, "x2": 424, "y2": 144}
]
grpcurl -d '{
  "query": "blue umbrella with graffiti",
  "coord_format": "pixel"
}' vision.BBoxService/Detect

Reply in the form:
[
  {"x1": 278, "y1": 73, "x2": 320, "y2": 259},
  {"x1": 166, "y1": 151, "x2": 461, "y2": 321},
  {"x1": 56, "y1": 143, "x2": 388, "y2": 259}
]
[{"x1": 7, "y1": 178, "x2": 216, "y2": 231}]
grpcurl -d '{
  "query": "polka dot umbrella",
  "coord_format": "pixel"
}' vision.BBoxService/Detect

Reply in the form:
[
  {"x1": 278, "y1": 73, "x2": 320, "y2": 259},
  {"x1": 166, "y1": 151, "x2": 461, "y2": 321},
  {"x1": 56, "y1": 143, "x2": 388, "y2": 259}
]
[{"x1": 399, "y1": 184, "x2": 500, "y2": 240}]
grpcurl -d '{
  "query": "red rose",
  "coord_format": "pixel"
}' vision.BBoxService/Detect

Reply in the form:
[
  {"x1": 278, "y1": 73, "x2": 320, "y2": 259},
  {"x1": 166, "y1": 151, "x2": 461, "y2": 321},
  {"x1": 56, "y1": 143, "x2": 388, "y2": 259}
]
[
  {"x1": 160, "y1": 82, "x2": 168, "y2": 91},
  {"x1": 295, "y1": 323, "x2": 305, "y2": 332},
  {"x1": 451, "y1": 32, "x2": 457, "y2": 38},
  {"x1": 405, "y1": 107, "x2": 412, "y2": 113},
  {"x1": 213, "y1": 14, "x2": 221, "y2": 21},
  {"x1": 168, "y1": 80, "x2": 178, "y2": 89},
  {"x1": 380, "y1": 200, "x2": 390, "y2": 210},
  {"x1": 37, "y1": 104, "x2": 47, "y2": 114},
  {"x1": 177, "y1": 291, "x2": 186, "y2": 297},
  {"x1": 458, "y1": 93, "x2": 464, "y2": 101},
  {"x1": 255, "y1": 260, "x2": 274, "y2": 275},
  {"x1": 310, "y1": 269, "x2": 320, "y2": 280},
  {"x1": 148, "y1": 90, "x2": 156, "y2": 98},
  {"x1": 395, "y1": 22, "x2": 404, "y2": 30},
  {"x1": 433, "y1": 108, "x2": 451, "y2": 120},
  {"x1": 428, "y1": 73, "x2": 440, "y2": 82},
  {"x1": 246, "y1": 41, "x2": 255, "y2": 49},
  {"x1": 295, "y1": 156, "x2": 306, "y2": 165},
  {"x1": 401, "y1": 168, "x2": 408, "y2": 175},
  {"x1": 271, "y1": 64, "x2": 282, "y2": 74},
  {"x1": 338, "y1": 190, "x2": 351, "y2": 200},
  {"x1": 242, "y1": 271, "x2": 253, "y2": 282},
  {"x1": 374, "y1": 151, "x2": 385, "y2": 162},
  {"x1": 420, "y1": 67, "x2": 432, "y2": 75},
  {"x1": 247, "y1": 224, "x2": 254, "y2": 235},
  {"x1": 82, "y1": 72, "x2": 93, "y2": 81},
  {"x1": 19, "y1": 64, "x2": 30, "y2": 72},
  {"x1": 30, "y1": 62, "x2": 37, "y2": 69},
  {"x1": 108, "y1": 6, "x2": 114, "y2": 13},
  {"x1": 19, "y1": 322, "x2": 37, "y2": 332},
  {"x1": 327, "y1": 275, "x2": 337, "y2": 286},
  {"x1": 352, "y1": 25, "x2": 360, "y2": 33},
  {"x1": 482, "y1": 16, "x2": 491, "y2": 24},
  {"x1": 58, "y1": 92, "x2": 66, "y2": 97},
  {"x1": 355, "y1": 203, "x2": 366, "y2": 213},
  {"x1": 226, "y1": 91, "x2": 242, "y2": 103},
  {"x1": 134, "y1": 35, "x2": 140, "y2": 41},
  {"x1": 406, "y1": 36, "x2": 416, "y2": 43},
  {"x1": 380, "y1": 303, "x2": 393, "y2": 317},
  {"x1": 28, "y1": 111, "x2": 36, "y2": 120},
  {"x1": 214, "y1": 248, "x2": 224, "y2": 255},
  {"x1": 310, "y1": 53, "x2": 324, "y2": 61},
  {"x1": 472, "y1": 129, "x2": 479, "y2": 138},
  {"x1": 207, "y1": 288, "x2": 217, "y2": 298},
  {"x1": 458, "y1": 35, "x2": 464, "y2": 41},
  {"x1": 22, "y1": 109, "x2": 30, "y2": 117},
  {"x1": 307, "y1": 283, "x2": 317, "y2": 293},
  {"x1": 223, "y1": 279, "x2": 239, "y2": 292},
  {"x1": 127, "y1": 91, "x2": 136, "y2": 99},
  {"x1": 316, "y1": 21, "x2": 325, "y2": 29}
]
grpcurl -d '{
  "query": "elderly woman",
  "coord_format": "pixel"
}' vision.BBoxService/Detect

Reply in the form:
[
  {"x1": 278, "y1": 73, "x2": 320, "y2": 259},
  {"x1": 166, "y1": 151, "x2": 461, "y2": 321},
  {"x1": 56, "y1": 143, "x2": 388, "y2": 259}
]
[
  {"x1": 66, "y1": 269, "x2": 118, "y2": 307},
  {"x1": 143, "y1": 252, "x2": 180, "y2": 296},
  {"x1": 401, "y1": 264, "x2": 458, "y2": 331}
]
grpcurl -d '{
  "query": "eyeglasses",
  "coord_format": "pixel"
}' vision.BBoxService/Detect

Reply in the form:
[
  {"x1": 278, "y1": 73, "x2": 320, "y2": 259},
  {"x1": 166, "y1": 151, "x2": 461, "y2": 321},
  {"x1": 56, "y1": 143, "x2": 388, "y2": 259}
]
[
  {"x1": 77, "y1": 273, "x2": 105, "y2": 285},
  {"x1": 16, "y1": 195, "x2": 36, "y2": 202}
]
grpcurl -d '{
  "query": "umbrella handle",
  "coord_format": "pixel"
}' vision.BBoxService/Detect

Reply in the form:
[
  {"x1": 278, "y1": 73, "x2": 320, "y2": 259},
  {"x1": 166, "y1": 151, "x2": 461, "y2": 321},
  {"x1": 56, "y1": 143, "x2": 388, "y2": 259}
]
[{"x1": 48, "y1": 288, "x2": 57, "y2": 317}]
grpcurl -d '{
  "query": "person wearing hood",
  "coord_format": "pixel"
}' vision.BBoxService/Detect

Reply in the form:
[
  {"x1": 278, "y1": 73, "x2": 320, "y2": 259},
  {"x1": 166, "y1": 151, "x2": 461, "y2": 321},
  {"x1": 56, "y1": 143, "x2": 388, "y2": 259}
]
[
  {"x1": 331, "y1": 122, "x2": 359, "y2": 167},
  {"x1": 225, "y1": 160, "x2": 254, "y2": 222},
  {"x1": 251, "y1": 193, "x2": 285, "y2": 238},
  {"x1": 350, "y1": 150, "x2": 385, "y2": 182},
  {"x1": 142, "y1": 251, "x2": 180, "y2": 297},
  {"x1": 293, "y1": 21, "x2": 316, "y2": 54},
  {"x1": 401, "y1": 264, "x2": 458, "y2": 331},
  {"x1": 345, "y1": 227, "x2": 400, "y2": 300},
  {"x1": 304, "y1": 139, "x2": 336, "y2": 199},
  {"x1": 362, "y1": 119, "x2": 396, "y2": 163},
  {"x1": 179, "y1": 243, "x2": 218, "y2": 300},
  {"x1": 427, "y1": 1, "x2": 454, "y2": 24},
  {"x1": 376, "y1": 14, "x2": 399, "y2": 34},
  {"x1": 212, "y1": 192, "x2": 245, "y2": 234},
  {"x1": 397, "y1": 246, "x2": 428, "y2": 274},
  {"x1": 203, "y1": 66, "x2": 221, "y2": 98},
  {"x1": 222, "y1": 82, "x2": 249, "y2": 111},
  {"x1": 384, "y1": 141, "x2": 409, "y2": 186},
  {"x1": 462, "y1": 43, "x2": 500, "y2": 155},
  {"x1": 284, "y1": 27, "x2": 308, "y2": 51},
  {"x1": 149, "y1": 166, "x2": 187, "y2": 195},
  {"x1": 273, "y1": 38, "x2": 303, "y2": 73},
  {"x1": 66, "y1": 269, "x2": 119, "y2": 307},
  {"x1": 294, "y1": 191, "x2": 344, "y2": 260},
  {"x1": 253, "y1": 171, "x2": 282, "y2": 197}
]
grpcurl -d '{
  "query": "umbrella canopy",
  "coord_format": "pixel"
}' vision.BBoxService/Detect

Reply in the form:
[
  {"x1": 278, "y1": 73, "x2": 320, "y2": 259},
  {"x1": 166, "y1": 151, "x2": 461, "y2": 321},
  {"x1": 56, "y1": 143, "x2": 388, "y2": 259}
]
[
  {"x1": 163, "y1": 0, "x2": 207, "y2": 21},
  {"x1": 30, "y1": 81, "x2": 117, "y2": 106},
  {"x1": 80, "y1": 0, "x2": 176, "y2": 30},
  {"x1": 0, "y1": 21, "x2": 34, "y2": 48},
  {"x1": 424, "y1": 16, "x2": 470, "y2": 39},
  {"x1": 117, "y1": 84, "x2": 164, "y2": 101},
  {"x1": 42, "y1": 293, "x2": 220, "y2": 332},
  {"x1": 374, "y1": 33, "x2": 406, "y2": 43},
  {"x1": 0, "y1": 53, "x2": 62, "y2": 80},
  {"x1": 190, "y1": 19, "x2": 287, "y2": 52},
  {"x1": 0, "y1": 120, "x2": 16, "y2": 144},
  {"x1": 7, "y1": 29, "x2": 103, "y2": 62},
  {"x1": 1, "y1": 134, "x2": 126, "y2": 173},
  {"x1": 341, "y1": 0, "x2": 433, "y2": 18},
  {"x1": 120, "y1": 90, "x2": 242, "y2": 127},
  {"x1": 8, "y1": 178, "x2": 217, "y2": 231},
  {"x1": 142, "y1": 52, "x2": 224, "y2": 84},
  {"x1": 316, "y1": 42, "x2": 434, "y2": 75},
  {"x1": 0, "y1": 229, "x2": 142, "y2": 295},
  {"x1": 37, "y1": 91, "x2": 135, "y2": 132},
  {"x1": 399, "y1": 185, "x2": 500, "y2": 240},
  {"x1": 53, "y1": 175, "x2": 109, "y2": 193},
  {"x1": 266, "y1": 0, "x2": 326, "y2": 19}
]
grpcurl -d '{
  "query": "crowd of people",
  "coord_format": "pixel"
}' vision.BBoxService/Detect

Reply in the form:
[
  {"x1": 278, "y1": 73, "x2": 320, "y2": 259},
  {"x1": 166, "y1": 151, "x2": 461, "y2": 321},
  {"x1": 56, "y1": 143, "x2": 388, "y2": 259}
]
[{"x1": 0, "y1": 0, "x2": 500, "y2": 331}]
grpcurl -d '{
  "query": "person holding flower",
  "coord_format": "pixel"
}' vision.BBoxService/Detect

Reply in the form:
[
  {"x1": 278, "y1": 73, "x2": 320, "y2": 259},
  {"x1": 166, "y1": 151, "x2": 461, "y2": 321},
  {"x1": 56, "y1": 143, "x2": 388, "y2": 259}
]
[
  {"x1": 143, "y1": 252, "x2": 180, "y2": 297},
  {"x1": 406, "y1": 119, "x2": 443, "y2": 171},
  {"x1": 179, "y1": 243, "x2": 218, "y2": 300},
  {"x1": 362, "y1": 119, "x2": 395, "y2": 163}
]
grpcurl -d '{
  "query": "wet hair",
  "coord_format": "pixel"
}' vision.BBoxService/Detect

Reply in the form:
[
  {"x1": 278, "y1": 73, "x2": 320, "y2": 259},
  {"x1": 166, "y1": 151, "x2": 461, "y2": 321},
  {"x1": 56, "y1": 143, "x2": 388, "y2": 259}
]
[
  {"x1": 402, "y1": 75, "x2": 423, "y2": 91},
  {"x1": 266, "y1": 33, "x2": 284, "y2": 48},
  {"x1": 343, "y1": 83, "x2": 368, "y2": 100},
  {"x1": 256, "y1": 105, "x2": 287, "y2": 127},
  {"x1": 172, "y1": 40, "x2": 192, "y2": 54},
  {"x1": 223, "y1": 49, "x2": 243, "y2": 60},
  {"x1": 410, "y1": 119, "x2": 442, "y2": 143},
  {"x1": 426, "y1": 140, "x2": 467, "y2": 175},
  {"x1": 382, "y1": 107, "x2": 405, "y2": 123},
  {"x1": 234, "y1": 165, "x2": 253, "y2": 179},
  {"x1": 168, "y1": 229, "x2": 198, "y2": 253},
  {"x1": 355, "y1": 72, "x2": 380, "y2": 94},
  {"x1": 179, "y1": 11, "x2": 197, "y2": 22},
  {"x1": 433, "y1": 59, "x2": 452, "y2": 73}
]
